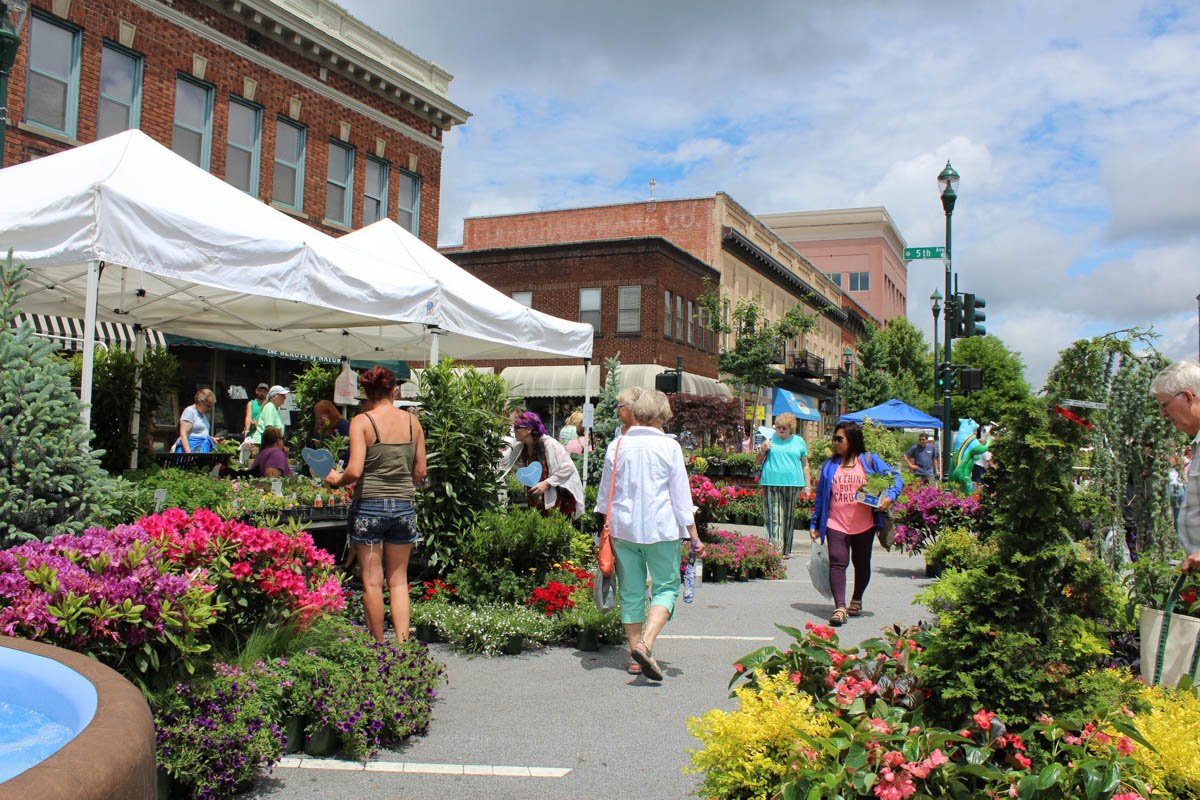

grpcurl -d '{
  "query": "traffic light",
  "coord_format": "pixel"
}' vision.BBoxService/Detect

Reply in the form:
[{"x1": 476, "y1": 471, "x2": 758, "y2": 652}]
[
  {"x1": 655, "y1": 370, "x2": 681, "y2": 393},
  {"x1": 947, "y1": 295, "x2": 964, "y2": 339},
  {"x1": 963, "y1": 293, "x2": 987, "y2": 337},
  {"x1": 935, "y1": 362, "x2": 957, "y2": 394}
]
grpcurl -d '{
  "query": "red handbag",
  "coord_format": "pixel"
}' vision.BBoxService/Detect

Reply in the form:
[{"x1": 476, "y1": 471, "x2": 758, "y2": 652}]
[{"x1": 597, "y1": 437, "x2": 621, "y2": 577}]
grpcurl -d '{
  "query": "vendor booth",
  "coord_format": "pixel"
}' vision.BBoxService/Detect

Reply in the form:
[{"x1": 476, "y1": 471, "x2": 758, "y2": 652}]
[{"x1": 840, "y1": 399, "x2": 944, "y2": 429}]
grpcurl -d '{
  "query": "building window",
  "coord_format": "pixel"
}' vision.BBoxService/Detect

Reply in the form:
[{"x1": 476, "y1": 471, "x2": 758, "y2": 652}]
[
  {"x1": 24, "y1": 13, "x2": 81, "y2": 138},
  {"x1": 580, "y1": 288, "x2": 601, "y2": 333},
  {"x1": 273, "y1": 118, "x2": 306, "y2": 211},
  {"x1": 826, "y1": 272, "x2": 842, "y2": 288},
  {"x1": 325, "y1": 140, "x2": 354, "y2": 227},
  {"x1": 664, "y1": 291, "x2": 672, "y2": 339},
  {"x1": 172, "y1": 75, "x2": 213, "y2": 169},
  {"x1": 617, "y1": 286, "x2": 641, "y2": 333},
  {"x1": 849, "y1": 271, "x2": 870, "y2": 291},
  {"x1": 687, "y1": 300, "x2": 695, "y2": 345},
  {"x1": 224, "y1": 98, "x2": 261, "y2": 194},
  {"x1": 512, "y1": 291, "x2": 532, "y2": 307},
  {"x1": 363, "y1": 156, "x2": 389, "y2": 225},
  {"x1": 397, "y1": 169, "x2": 421, "y2": 235},
  {"x1": 96, "y1": 43, "x2": 141, "y2": 140},
  {"x1": 675, "y1": 295, "x2": 684, "y2": 340}
]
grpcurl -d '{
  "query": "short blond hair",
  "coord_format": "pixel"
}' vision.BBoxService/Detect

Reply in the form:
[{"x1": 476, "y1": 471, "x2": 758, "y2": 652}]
[
  {"x1": 617, "y1": 386, "x2": 643, "y2": 407},
  {"x1": 773, "y1": 412, "x2": 797, "y2": 433},
  {"x1": 566, "y1": 410, "x2": 583, "y2": 428},
  {"x1": 194, "y1": 388, "x2": 216, "y2": 406},
  {"x1": 632, "y1": 390, "x2": 673, "y2": 425}
]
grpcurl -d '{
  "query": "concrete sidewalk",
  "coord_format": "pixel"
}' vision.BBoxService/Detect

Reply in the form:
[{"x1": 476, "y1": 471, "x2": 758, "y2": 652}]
[{"x1": 249, "y1": 531, "x2": 930, "y2": 800}]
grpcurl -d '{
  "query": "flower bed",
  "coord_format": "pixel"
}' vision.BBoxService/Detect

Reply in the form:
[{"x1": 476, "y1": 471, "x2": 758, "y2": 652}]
[
  {"x1": 701, "y1": 529, "x2": 785, "y2": 581},
  {"x1": 690, "y1": 623, "x2": 1156, "y2": 800}
]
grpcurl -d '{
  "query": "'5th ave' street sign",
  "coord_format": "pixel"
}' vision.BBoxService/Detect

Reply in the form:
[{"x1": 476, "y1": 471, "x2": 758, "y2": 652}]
[{"x1": 904, "y1": 246, "x2": 946, "y2": 260}]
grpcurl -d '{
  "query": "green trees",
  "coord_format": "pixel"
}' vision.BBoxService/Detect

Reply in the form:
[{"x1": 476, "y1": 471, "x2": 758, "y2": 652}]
[
  {"x1": 949, "y1": 335, "x2": 1031, "y2": 424},
  {"x1": 414, "y1": 359, "x2": 511, "y2": 572},
  {"x1": 0, "y1": 253, "x2": 110, "y2": 546},
  {"x1": 843, "y1": 317, "x2": 932, "y2": 413}
]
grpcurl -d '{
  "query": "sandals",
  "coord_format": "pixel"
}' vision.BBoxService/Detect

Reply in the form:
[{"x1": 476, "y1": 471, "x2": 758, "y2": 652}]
[
  {"x1": 626, "y1": 659, "x2": 641, "y2": 675},
  {"x1": 630, "y1": 642, "x2": 663, "y2": 681},
  {"x1": 829, "y1": 608, "x2": 849, "y2": 626},
  {"x1": 848, "y1": 600, "x2": 863, "y2": 617}
]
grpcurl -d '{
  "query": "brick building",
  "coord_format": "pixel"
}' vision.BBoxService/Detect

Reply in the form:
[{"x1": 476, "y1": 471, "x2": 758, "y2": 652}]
[
  {"x1": 2, "y1": 0, "x2": 468, "y2": 436},
  {"x1": 455, "y1": 194, "x2": 857, "y2": 430},
  {"x1": 4, "y1": 0, "x2": 468, "y2": 243},
  {"x1": 445, "y1": 236, "x2": 729, "y2": 428}
]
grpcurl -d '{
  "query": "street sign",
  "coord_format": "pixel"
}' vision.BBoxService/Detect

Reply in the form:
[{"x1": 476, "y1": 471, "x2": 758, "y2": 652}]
[
  {"x1": 1060, "y1": 399, "x2": 1108, "y2": 410},
  {"x1": 904, "y1": 246, "x2": 946, "y2": 260}
]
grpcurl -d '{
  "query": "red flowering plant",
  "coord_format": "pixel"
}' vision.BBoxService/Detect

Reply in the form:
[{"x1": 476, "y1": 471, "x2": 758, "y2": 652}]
[
  {"x1": 139, "y1": 508, "x2": 345, "y2": 650},
  {"x1": 890, "y1": 483, "x2": 981, "y2": 555},
  {"x1": 526, "y1": 561, "x2": 593, "y2": 617},
  {"x1": 720, "y1": 623, "x2": 1153, "y2": 800},
  {"x1": 690, "y1": 475, "x2": 732, "y2": 540},
  {"x1": 412, "y1": 579, "x2": 457, "y2": 604}
]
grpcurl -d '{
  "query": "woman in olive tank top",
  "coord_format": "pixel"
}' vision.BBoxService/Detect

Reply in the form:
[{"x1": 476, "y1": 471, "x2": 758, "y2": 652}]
[{"x1": 326, "y1": 366, "x2": 427, "y2": 644}]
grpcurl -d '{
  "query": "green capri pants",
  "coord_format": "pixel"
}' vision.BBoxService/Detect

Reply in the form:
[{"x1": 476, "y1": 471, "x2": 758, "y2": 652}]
[{"x1": 613, "y1": 537, "x2": 682, "y2": 624}]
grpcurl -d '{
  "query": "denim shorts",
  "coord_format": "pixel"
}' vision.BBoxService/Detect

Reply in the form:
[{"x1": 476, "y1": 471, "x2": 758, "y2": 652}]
[{"x1": 348, "y1": 498, "x2": 420, "y2": 546}]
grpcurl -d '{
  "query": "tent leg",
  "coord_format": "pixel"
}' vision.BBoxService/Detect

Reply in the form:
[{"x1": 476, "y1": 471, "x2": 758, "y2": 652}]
[
  {"x1": 128, "y1": 329, "x2": 146, "y2": 470},
  {"x1": 429, "y1": 328, "x2": 441, "y2": 364},
  {"x1": 79, "y1": 260, "x2": 102, "y2": 430},
  {"x1": 581, "y1": 359, "x2": 591, "y2": 485}
]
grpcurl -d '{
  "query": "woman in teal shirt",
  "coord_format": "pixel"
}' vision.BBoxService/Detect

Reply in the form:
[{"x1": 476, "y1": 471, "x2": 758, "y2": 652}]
[{"x1": 756, "y1": 412, "x2": 811, "y2": 556}]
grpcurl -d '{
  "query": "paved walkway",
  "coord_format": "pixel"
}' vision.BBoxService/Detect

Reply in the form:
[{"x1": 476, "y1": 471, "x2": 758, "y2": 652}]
[{"x1": 248, "y1": 533, "x2": 931, "y2": 800}]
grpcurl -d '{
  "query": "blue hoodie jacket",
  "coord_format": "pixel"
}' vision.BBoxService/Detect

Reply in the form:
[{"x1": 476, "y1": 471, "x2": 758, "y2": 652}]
[{"x1": 809, "y1": 452, "x2": 903, "y2": 542}]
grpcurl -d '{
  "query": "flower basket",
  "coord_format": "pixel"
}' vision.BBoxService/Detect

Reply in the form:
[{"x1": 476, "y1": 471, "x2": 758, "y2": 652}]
[
  {"x1": 1140, "y1": 573, "x2": 1200, "y2": 686},
  {"x1": 576, "y1": 627, "x2": 601, "y2": 652},
  {"x1": 304, "y1": 725, "x2": 340, "y2": 757}
]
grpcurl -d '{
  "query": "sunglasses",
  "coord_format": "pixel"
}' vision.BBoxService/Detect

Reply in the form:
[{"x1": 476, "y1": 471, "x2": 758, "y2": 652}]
[
  {"x1": 832, "y1": 435, "x2": 846, "y2": 442},
  {"x1": 514, "y1": 425, "x2": 530, "y2": 430}
]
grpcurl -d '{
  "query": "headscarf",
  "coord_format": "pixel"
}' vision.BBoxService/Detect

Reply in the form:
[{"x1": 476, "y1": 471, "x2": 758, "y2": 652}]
[{"x1": 514, "y1": 411, "x2": 546, "y2": 438}]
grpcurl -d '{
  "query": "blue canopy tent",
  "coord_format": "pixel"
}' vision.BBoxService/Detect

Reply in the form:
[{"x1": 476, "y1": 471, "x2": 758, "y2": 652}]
[
  {"x1": 772, "y1": 388, "x2": 821, "y2": 422},
  {"x1": 840, "y1": 399, "x2": 943, "y2": 429}
]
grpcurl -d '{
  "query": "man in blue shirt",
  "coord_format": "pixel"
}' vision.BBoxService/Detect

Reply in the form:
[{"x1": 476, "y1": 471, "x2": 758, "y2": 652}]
[{"x1": 904, "y1": 432, "x2": 940, "y2": 483}]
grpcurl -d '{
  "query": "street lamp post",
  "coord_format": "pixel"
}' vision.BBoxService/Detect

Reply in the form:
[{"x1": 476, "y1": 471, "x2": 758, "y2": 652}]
[
  {"x1": 841, "y1": 346, "x2": 853, "y2": 416},
  {"x1": 937, "y1": 161, "x2": 959, "y2": 475},
  {"x1": 0, "y1": 0, "x2": 30, "y2": 167}
]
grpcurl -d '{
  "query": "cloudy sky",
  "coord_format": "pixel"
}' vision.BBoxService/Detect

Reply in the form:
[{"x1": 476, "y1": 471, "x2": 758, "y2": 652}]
[{"x1": 340, "y1": 0, "x2": 1200, "y2": 389}]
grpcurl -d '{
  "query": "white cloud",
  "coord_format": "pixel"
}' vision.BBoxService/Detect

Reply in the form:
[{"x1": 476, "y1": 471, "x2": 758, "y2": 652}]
[{"x1": 337, "y1": 0, "x2": 1200, "y2": 384}]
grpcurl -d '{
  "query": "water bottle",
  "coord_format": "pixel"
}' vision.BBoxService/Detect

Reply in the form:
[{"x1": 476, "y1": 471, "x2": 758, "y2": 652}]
[{"x1": 682, "y1": 543, "x2": 697, "y2": 603}]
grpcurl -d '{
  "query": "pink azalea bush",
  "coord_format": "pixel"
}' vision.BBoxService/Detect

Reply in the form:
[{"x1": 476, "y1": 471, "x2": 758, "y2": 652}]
[
  {"x1": 140, "y1": 508, "x2": 345, "y2": 636},
  {"x1": 0, "y1": 524, "x2": 221, "y2": 684},
  {"x1": 891, "y1": 484, "x2": 981, "y2": 555},
  {"x1": 0, "y1": 510, "x2": 345, "y2": 686}
]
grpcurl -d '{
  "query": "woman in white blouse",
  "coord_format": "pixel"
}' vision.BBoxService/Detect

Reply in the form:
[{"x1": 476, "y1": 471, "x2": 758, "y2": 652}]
[{"x1": 595, "y1": 390, "x2": 705, "y2": 681}]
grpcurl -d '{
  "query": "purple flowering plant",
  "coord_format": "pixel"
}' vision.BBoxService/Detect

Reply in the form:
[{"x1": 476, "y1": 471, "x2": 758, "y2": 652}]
[
  {"x1": 890, "y1": 484, "x2": 981, "y2": 555},
  {"x1": 274, "y1": 615, "x2": 445, "y2": 761},
  {"x1": 154, "y1": 661, "x2": 286, "y2": 799},
  {"x1": 0, "y1": 524, "x2": 220, "y2": 688}
]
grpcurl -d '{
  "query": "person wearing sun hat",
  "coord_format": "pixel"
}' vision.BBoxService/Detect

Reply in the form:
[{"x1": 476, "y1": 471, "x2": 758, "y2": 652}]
[{"x1": 249, "y1": 385, "x2": 289, "y2": 447}]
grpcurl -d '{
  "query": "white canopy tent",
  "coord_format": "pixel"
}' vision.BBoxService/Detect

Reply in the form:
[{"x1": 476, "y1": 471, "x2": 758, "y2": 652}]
[
  {"x1": 0, "y1": 131, "x2": 593, "y2": 430},
  {"x1": 341, "y1": 220, "x2": 593, "y2": 363}
]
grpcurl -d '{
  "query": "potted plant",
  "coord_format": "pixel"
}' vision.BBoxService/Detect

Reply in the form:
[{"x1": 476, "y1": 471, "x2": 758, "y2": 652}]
[
  {"x1": 726, "y1": 452, "x2": 756, "y2": 477},
  {"x1": 854, "y1": 472, "x2": 896, "y2": 507}
]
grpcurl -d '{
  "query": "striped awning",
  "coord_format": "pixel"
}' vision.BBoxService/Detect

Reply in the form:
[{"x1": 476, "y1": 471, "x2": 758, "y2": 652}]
[{"x1": 10, "y1": 313, "x2": 167, "y2": 351}]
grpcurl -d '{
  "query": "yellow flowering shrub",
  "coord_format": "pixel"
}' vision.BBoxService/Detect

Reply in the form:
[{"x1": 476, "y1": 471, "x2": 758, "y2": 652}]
[
  {"x1": 686, "y1": 671, "x2": 834, "y2": 800},
  {"x1": 1126, "y1": 684, "x2": 1200, "y2": 797}
]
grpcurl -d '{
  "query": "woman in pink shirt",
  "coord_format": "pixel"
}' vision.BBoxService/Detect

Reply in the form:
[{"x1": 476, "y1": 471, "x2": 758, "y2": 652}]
[{"x1": 808, "y1": 421, "x2": 902, "y2": 626}]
